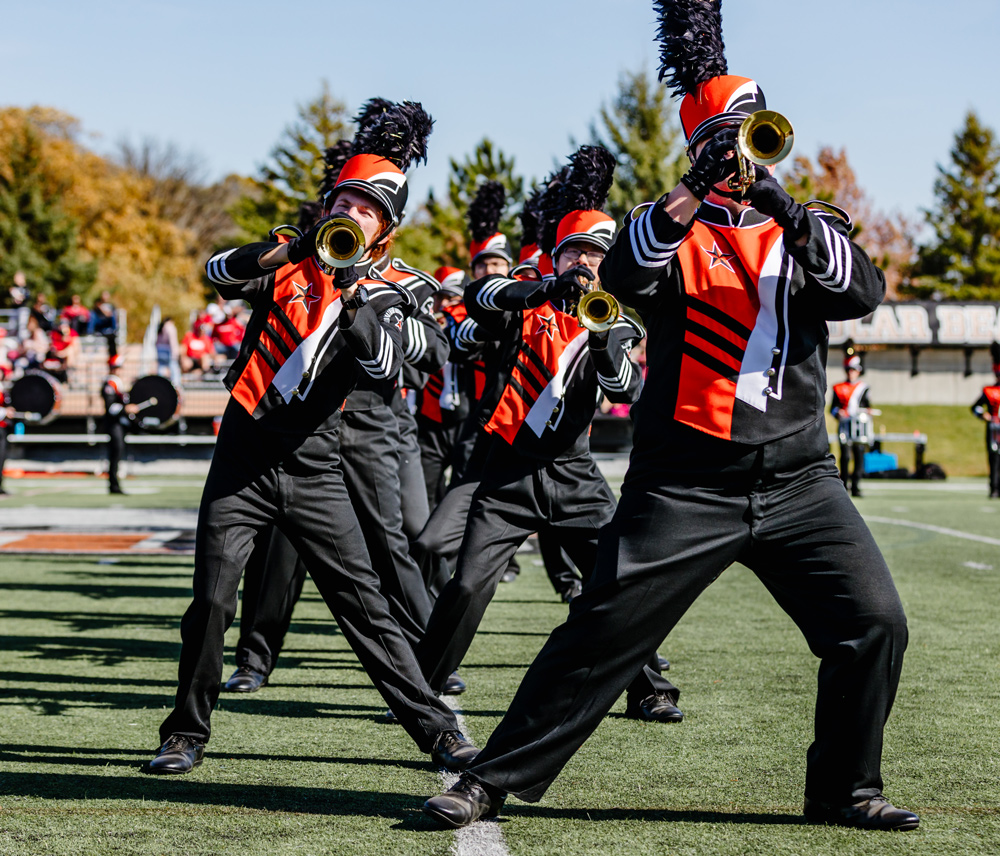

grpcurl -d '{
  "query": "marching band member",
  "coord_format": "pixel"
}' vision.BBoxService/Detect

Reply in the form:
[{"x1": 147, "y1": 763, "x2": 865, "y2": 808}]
[
  {"x1": 830, "y1": 354, "x2": 872, "y2": 497},
  {"x1": 416, "y1": 145, "x2": 679, "y2": 722},
  {"x1": 424, "y1": 0, "x2": 917, "y2": 831},
  {"x1": 147, "y1": 101, "x2": 478, "y2": 776},
  {"x1": 970, "y1": 343, "x2": 1000, "y2": 498},
  {"x1": 102, "y1": 354, "x2": 137, "y2": 495}
]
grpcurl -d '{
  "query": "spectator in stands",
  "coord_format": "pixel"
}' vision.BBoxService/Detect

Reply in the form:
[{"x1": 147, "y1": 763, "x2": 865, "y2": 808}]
[
  {"x1": 16, "y1": 315, "x2": 50, "y2": 369},
  {"x1": 87, "y1": 291, "x2": 119, "y2": 356},
  {"x1": 30, "y1": 293, "x2": 54, "y2": 333},
  {"x1": 7, "y1": 272, "x2": 30, "y2": 340},
  {"x1": 156, "y1": 318, "x2": 182, "y2": 385},
  {"x1": 47, "y1": 317, "x2": 80, "y2": 380},
  {"x1": 212, "y1": 306, "x2": 245, "y2": 360},
  {"x1": 181, "y1": 322, "x2": 216, "y2": 376},
  {"x1": 60, "y1": 294, "x2": 91, "y2": 334}
]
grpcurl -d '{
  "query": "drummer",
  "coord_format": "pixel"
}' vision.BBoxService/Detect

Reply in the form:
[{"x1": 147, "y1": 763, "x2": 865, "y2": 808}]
[
  {"x1": 103, "y1": 355, "x2": 138, "y2": 495},
  {"x1": 830, "y1": 354, "x2": 872, "y2": 498}
]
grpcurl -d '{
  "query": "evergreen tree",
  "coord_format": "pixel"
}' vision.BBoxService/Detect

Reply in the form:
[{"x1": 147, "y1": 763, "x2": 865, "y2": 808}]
[
  {"x1": 591, "y1": 69, "x2": 688, "y2": 225},
  {"x1": 393, "y1": 138, "x2": 525, "y2": 271},
  {"x1": 230, "y1": 81, "x2": 351, "y2": 242},
  {"x1": 0, "y1": 118, "x2": 96, "y2": 303},
  {"x1": 909, "y1": 111, "x2": 1000, "y2": 299}
]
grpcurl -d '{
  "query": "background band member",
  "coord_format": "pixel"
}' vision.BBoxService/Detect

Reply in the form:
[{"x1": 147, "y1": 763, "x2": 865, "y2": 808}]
[
  {"x1": 830, "y1": 354, "x2": 871, "y2": 497},
  {"x1": 102, "y1": 355, "x2": 137, "y2": 495},
  {"x1": 148, "y1": 101, "x2": 477, "y2": 776},
  {"x1": 416, "y1": 145, "x2": 679, "y2": 723},
  {"x1": 425, "y1": 0, "x2": 917, "y2": 832},
  {"x1": 971, "y1": 343, "x2": 1000, "y2": 498}
]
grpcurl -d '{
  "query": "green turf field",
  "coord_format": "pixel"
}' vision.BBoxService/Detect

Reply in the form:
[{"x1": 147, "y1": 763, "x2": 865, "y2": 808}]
[{"x1": 1, "y1": 475, "x2": 998, "y2": 855}]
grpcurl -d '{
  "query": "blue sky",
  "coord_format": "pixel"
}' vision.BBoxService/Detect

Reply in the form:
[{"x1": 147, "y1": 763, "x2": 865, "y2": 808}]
[{"x1": 3, "y1": 0, "x2": 997, "y2": 228}]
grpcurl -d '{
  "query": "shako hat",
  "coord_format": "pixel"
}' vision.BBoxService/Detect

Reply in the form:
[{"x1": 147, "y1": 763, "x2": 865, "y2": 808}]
[
  {"x1": 468, "y1": 180, "x2": 512, "y2": 267},
  {"x1": 546, "y1": 145, "x2": 617, "y2": 259},
  {"x1": 654, "y1": 0, "x2": 766, "y2": 149},
  {"x1": 331, "y1": 100, "x2": 434, "y2": 226},
  {"x1": 434, "y1": 266, "x2": 469, "y2": 298}
]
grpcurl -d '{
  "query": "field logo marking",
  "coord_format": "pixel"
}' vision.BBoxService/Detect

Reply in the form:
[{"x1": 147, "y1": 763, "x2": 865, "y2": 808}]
[{"x1": 440, "y1": 695, "x2": 510, "y2": 856}]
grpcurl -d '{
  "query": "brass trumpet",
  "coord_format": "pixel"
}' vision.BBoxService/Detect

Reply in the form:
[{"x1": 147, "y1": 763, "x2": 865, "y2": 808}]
[
  {"x1": 577, "y1": 289, "x2": 620, "y2": 333},
  {"x1": 315, "y1": 216, "x2": 367, "y2": 273},
  {"x1": 728, "y1": 110, "x2": 794, "y2": 193}
]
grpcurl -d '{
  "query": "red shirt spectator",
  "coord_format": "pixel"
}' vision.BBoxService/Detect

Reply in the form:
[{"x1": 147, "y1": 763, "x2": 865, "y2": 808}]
[{"x1": 60, "y1": 295, "x2": 91, "y2": 334}]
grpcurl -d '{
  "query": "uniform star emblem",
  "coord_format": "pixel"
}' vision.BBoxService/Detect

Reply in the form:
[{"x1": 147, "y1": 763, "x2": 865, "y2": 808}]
[
  {"x1": 535, "y1": 312, "x2": 557, "y2": 341},
  {"x1": 287, "y1": 280, "x2": 321, "y2": 310},
  {"x1": 702, "y1": 241, "x2": 736, "y2": 272}
]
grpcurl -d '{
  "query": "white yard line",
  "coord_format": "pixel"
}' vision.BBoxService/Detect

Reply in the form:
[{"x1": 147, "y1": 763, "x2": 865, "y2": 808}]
[
  {"x1": 440, "y1": 695, "x2": 510, "y2": 856},
  {"x1": 864, "y1": 515, "x2": 1000, "y2": 547}
]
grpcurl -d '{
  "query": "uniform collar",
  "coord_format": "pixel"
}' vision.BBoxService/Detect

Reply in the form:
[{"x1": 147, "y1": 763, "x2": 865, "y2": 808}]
[{"x1": 697, "y1": 200, "x2": 772, "y2": 229}]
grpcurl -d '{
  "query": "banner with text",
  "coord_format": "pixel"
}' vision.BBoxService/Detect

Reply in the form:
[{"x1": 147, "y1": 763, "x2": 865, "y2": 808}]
[{"x1": 828, "y1": 302, "x2": 1000, "y2": 347}]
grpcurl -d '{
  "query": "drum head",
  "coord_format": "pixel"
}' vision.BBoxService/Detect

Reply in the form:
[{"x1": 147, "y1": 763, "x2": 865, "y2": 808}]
[
  {"x1": 10, "y1": 371, "x2": 61, "y2": 424},
  {"x1": 129, "y1": 375, "x2": 180, "y2": 431}
]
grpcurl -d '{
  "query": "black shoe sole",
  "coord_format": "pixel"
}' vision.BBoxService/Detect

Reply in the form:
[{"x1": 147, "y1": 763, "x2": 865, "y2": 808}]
[{"x1": 144, "y1": 757, "x2": 203, "y2": 775}]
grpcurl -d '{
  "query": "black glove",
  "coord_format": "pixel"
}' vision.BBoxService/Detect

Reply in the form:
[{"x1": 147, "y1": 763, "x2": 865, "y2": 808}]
[
  {"x1": 746, "y1": 175, "x2": 810, "y2": 241},
  {"x1": 680, "y1": 128, "x2": 739, "y2": 200},
  {"x1": 285, "y1": 217, "x2": 329, "y2": 265},
  {"x1": 527, "y1": 266, "x2": 594, "y2": 308},
  {"x1": 334, "y1": 264, "x2": 359, "y2": 291}
]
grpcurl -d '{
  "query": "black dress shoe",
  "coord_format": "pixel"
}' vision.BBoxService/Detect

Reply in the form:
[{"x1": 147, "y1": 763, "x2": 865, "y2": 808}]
[
  {"x1": 145, "y1": 734, "x2": 205, "y2": 774},
  {"x1": 656, "y1": 653, "x2": 670, "y2": 671},
  {"x1": 851, "y1": 488, "x2": 863, "y2": 498},
  {"x1": 223, "y1": 665, "x2": 268, "y2": 693},
  {"x1": 560, "y1": 580, "x2": 583, "y2": 603},
  {"x1": 626, "y1": 692, "x2": 684, "y2": 723},
  {"x1": 441, "y1": 671, "x2": 467, "y2": 695},
  {"x1": 424, "y1": 774, "x2": 505, "y2": 828},
  {"x1": 500, "y1": 569, "x2": 518, "y2": 583},
  {"x1": 431, "y1": 730, "x2": 480, "y2": 771},
  {"x1": 109, "y1": 486, "x2": 125, "y2": 495},
  {"x1": 804, "y1": 795, "x2": 919, "y2": 831}
]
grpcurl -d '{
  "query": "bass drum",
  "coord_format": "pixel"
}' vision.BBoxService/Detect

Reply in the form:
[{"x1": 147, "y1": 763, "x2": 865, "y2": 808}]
[
  {"x1": 10, "y1": 370, "x2": 62, "y2": 424},
  {"x1": 129, "y1": 375, "x2": 181, "y2": 432}
]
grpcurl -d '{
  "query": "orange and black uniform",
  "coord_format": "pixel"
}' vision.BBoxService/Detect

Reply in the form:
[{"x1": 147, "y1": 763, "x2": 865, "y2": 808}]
[
  {"x1": 830, "y1": 379, "x2": 871, "y2": 495},
  {"x1": 0, "y1": 385, "x2": 9, "y2": 494},
  {"x1": 415, "y1": 272, "x2": 674, "y2": 706},
  {"x1": 160, "y1": 240, "x2": 463, "y2": 755},
  {"x1": 462, "y1": 198, "x2": 908, "y2": 810},
  {"x1": 971, "y1": 383, "x2": 1000, "y2": 497},
  {"x1": 101, "y1": 372, "x2": 131, "y2": 493}
]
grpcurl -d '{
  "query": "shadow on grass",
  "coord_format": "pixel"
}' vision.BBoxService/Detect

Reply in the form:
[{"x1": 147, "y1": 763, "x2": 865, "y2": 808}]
[
  {"x1": 393, "y1": 805, "x2": 806, "y2": 831},
  {"x1": 0, "y1": 581, "x2": 190, "y2": 600},
  {"x1": 2, "y1": 635, "x2": 181, "y2": 666},
  {"x1": 0, "y1": 610, "x2": 183, "y2": 633},
  {"x1": 0, "y1": 686, "x2": 386, "y2": 718},
  {"x1": 63, "y1": 566, "x2": 194, "y2": 578},
  {"x1": 0, "y1": 771, "x2": 426, "y2": 818},
  {"x1": 0, "y1": 744, "x2": 433, "y2": 772}
]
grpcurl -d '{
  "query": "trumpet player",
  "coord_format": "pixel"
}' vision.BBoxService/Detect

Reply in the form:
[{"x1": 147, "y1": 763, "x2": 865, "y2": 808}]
[
  {"x1": 425, "y1": 0, "x2": 916, "y2": 833},
  {"x1": 147, "y1": 100, "x2": 479, "y2": 777},
  {"x1": 416, "y1": 145, "x2": 680, "y2": 723}
]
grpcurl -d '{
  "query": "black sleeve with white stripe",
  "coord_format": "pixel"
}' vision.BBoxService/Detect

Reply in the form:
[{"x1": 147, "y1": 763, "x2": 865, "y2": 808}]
[
  {"x1": 589, "y1": 317, "x2": 644, "y2": 404},
  {"x1": 403, "y1": 312, "x2": 449, "y2": 373},
  {"x1": 205, "y1": 243, "x2": 281, "y2": 301},
  {"x1": 447, "y1": 315, "x2": 489, "y2": 359},
  {"x1": 467, "y1": 274, "x2": 550, "y2": 313},
  {"x1": 339, "y1": 298, "x2": 404, "y2": 381},
  {"x1": 790, "y1": 210, "x2": 886, "y2": 320},
  {"x1": 600, "y1": 201, "x2": 691, "y2": 312}
]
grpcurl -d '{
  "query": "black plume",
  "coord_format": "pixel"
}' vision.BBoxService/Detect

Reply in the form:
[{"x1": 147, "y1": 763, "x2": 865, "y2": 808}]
[
  {"x1": 297, "y1": 200, "x2": 324, "y2": 231},
  {"x1": 559, "y1": 145, "x2": 617, "y2": 216},
  {"x1": 519, "y1": 184, "x2": 545, "y2": 247},
  {"x1": 538, "y1": 166, "x2": 570, "y2": 256},
  {"x1": 354, "y1": 97, "x2": 394, "y2": 129},
  {"x1": 351, "y1": 100, "x2": 434, "y2": 171},
  {"x1": 991, "y1": 341, "x2": 1000, "y2": 364},
  {"x1": 319, "y1": 138, "x2": 354, "y2": 198},
  {"x1": 467, "y1": 180, "x2": 506, "y2": 243},
  {"x1": 653, "y1": 0, "x2": 728, "y2": 99}
]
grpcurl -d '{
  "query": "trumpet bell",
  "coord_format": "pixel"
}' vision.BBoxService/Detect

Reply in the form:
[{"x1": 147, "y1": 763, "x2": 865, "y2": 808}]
[
  {"x1": 577, "y1": 289, "x2": 620, "y2": 333},
  {"x1": 315, "y1": 216, "x2": 366, "y2": 271},
  {"x1": 738, "y1": 110, "x2": 794, "y2": 167}
]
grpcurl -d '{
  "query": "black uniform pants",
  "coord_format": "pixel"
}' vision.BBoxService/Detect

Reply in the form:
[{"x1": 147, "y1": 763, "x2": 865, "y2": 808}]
[
  {"x1": 397, "y1": 407, "x2": 430, "y2": 540},
  {"x1": 160, "y1": 415, "x2": 456, "y2": 753},
  {"x1": 416, "y1": 450, "x2": 673, "y2": 703},
  {"x1": 236, "y1": 525, "x2": 306, "y2": 676},
  {"x1": 838, "y1": 441, "x2": 865, "y2": 494},
  {"x1": 0, "y1": 424, "x2": 8, "y2": 492},
  {"x1": 105, "y1": 418, "x2": 125, "y2": 492},
  {"x1": 417, "y1": 419, "x2": 462, "y2": 510},
  {"x1": 466, "y1": 444, "x2": 907, "y2": 806}
]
